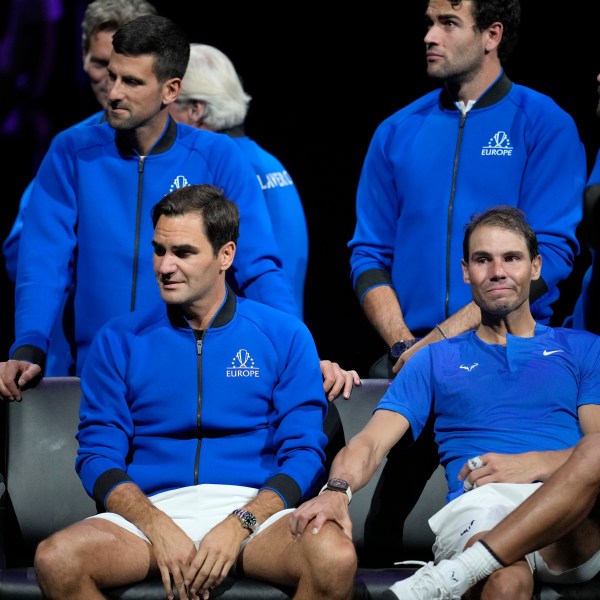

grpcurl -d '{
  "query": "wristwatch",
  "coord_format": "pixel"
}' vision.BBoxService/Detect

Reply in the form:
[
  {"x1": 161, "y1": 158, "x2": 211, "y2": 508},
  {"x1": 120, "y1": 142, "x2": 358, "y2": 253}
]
[
  {"x1": 230, "y1": 508, "x2": 259, "y2": 534},
  {"x1": 388, "y1": 338, "x2": 419, "y2": 361},
  {"x1": 319, "y1": 478, "x2": 352, "y2": 504}
]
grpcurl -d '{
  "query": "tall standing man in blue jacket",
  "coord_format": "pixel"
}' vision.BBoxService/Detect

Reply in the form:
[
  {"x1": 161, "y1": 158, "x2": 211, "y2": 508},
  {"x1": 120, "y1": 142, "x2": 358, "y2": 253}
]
[
  {"x1": 2, "y1": 0, "x2": 159, "y2": 376},
  {"x1": 347, "y1": 0, "x2": 587, "y2": 564},
  {"x1": 33, "y1": 184, "x2": 357, "y2": 600},
  {"x1": 0, "y1": 15, "x2": 300, "y2": 396}
]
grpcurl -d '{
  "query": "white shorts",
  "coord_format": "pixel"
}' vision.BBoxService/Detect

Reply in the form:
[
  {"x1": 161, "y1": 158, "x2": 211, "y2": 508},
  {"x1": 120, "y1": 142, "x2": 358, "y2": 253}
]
[
  {"x1": 429, "y1": 482, "x2": 600, "y2": 584},
  {"x1": 429, "y1": 483, "x2": 543, "y2": 562},
  {"x1": 89, "y1": 484, "x2": 293, "y2": 549}
]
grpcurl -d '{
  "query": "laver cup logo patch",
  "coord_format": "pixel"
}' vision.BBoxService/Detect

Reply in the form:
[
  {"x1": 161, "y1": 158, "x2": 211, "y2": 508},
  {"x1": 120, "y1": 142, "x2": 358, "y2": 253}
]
[
  {"x1": 170, "y1": 175, "x2": 190, "y2": 192},
  {"x1": 226, "y1": 349, "x2": 260, "y2": 378},
  {"x1": 481, "y1": 131, "x2": 513, "y2": 156}
]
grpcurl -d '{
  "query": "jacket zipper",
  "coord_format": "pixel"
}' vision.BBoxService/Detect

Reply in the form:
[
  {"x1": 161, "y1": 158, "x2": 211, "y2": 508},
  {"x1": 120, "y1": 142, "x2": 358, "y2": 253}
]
[
  {"x1": 193, "y1": 328, "x2": 205, "y2": 485},
  {"x1": 445, "y1": 111, "x2": 468, "y2": 318},
  {"x1": 130, "y1": 156, "x2": 146, "y2": 311}
]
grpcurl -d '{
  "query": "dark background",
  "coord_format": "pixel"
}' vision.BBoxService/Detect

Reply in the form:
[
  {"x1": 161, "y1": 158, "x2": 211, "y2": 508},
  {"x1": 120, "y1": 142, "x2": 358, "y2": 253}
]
[{"x1": 2, "y1": 2, "x2": 599, "y2": 377}]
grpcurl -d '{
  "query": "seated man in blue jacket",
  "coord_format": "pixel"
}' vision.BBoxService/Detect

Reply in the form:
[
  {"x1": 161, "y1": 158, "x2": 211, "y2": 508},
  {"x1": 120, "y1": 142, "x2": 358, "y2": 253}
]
[{"x1": 33, "y1": 184, "x2": 357, "y2": 600}]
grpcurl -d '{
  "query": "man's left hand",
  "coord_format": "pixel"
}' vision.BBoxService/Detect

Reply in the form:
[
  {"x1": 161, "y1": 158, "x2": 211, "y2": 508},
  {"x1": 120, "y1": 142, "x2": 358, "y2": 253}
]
[
  {"x1": 320, "y1": 360, "x2": 360, "y2": 402},
  {"x1": 458, "y1": 451, "x2": 556, "y2": 490},
  {"x1": 185, "y1": 517, "x2": 248, "y2": 598}
]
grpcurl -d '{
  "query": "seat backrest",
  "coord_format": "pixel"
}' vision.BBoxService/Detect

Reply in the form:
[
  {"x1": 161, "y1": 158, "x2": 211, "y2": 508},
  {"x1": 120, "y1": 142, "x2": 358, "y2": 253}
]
[
  {"x1": 333, "y1": 378, "x2": 447, "y2": 556},
  {"x1": 333, "y1": 379, "x2": 389, "y2": 548},
  {"x1": 4, "y1": 376, "x2": 446, "y2": 563},
  {"x1": 5, "y1": 377, "x2": 95, "y2": 559}
]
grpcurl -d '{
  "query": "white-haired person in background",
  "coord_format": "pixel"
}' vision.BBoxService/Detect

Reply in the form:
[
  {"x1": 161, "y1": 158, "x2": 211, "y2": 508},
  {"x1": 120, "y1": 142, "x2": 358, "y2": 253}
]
[{"x1": 170, "y1": 43, "x2": 308, "y2": 319}]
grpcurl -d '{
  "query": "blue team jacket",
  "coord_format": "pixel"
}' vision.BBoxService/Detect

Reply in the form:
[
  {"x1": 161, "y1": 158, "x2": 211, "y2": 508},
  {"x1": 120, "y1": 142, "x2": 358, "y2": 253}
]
[
  {"x1": 349, "y1": 73, "x2": 587, "y2": 334},
  {"x1": 76, "y1": 289, "x2": 327, "y2": 510},
  {"x1": 11, "y1": 118, "x2": 297, "y2": 374}
]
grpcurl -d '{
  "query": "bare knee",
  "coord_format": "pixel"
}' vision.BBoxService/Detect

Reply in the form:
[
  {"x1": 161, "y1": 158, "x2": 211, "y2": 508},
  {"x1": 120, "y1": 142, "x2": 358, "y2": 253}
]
[
  {"x1": 478, "y1": 566, "x2": 533, "y2": 600},
  {"x1": 301, "y1": 523, "x2": 357, "y2": 598},
  {"x1": 34, "y1": 532, "x2": 84, "y2": 594}
]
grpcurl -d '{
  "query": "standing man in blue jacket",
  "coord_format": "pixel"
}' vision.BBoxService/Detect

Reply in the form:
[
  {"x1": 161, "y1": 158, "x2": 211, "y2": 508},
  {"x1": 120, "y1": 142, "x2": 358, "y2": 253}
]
[
  {"x1": 2, "y1": 0, "x2": 159, "y2": 376},
  {"x1": 348, "y1": 0, "x2": 587, "y2": 564},
  {"x1": 170, "y1": 43, "x2": 309, "y2": 319},
  {"x1": 0, "y1": 15, "x2": 301, "y2": 395},
  {"x1": 33, "y1": 184, "x2": 357, "y2": 600}
]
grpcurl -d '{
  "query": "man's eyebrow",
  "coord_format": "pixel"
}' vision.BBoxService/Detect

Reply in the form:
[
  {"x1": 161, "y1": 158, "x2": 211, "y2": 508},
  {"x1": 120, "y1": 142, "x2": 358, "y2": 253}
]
[
  {"x1": 470, "y1": 249, "x2": 526, "y2": 258},
  {"x1": 155, "y1": 243, "x2": 196, "y2": 252}
]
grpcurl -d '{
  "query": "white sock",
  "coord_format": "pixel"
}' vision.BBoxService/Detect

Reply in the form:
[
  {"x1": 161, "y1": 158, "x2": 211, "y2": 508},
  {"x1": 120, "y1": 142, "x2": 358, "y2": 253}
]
[{"x1": 454, "y1": 541, "x2": 504, "y2": 588}]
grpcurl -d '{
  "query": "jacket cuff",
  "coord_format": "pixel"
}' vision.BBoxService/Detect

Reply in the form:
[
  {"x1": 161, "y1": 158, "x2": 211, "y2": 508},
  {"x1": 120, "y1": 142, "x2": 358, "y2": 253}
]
[
  {"x1": 93, "y1": 468, "x2": 134, "y2": 512},
  {"x1": 11, "y1": 345, "x2": 46, "y2": 372},
  {"x1": 355, "y1": 269, "x2": 393, "y2": 303},
  {"x1": 260, "y1": 473, "x2": 301, "y2": 508}
]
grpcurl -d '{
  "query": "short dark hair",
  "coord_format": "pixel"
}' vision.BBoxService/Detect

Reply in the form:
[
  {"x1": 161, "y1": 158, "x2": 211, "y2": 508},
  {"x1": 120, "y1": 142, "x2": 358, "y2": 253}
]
[
  {"x1": 444, "y1": 0, "x2": 521, "y2": 61},
  {"x1": 463, "y1": 205, "x2": 539, "y2": 261},
  {"x1": 151, "y1": 184, "x2": 240, "y2": 256},
  {"x1": 111, "y1": 15, "x2": 190, "y2": 82}
]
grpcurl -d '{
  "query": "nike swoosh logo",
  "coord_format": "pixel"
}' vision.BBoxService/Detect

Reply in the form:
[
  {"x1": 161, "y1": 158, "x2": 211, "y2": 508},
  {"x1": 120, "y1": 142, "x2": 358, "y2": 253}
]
[{"x1": 543, "y1": 350, "x2": 564, "y2": 356}]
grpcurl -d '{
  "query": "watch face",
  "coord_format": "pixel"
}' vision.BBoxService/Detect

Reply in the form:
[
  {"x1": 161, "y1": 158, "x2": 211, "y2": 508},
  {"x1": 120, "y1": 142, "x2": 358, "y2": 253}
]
[
  {"x1": 389, "y1": 342, "x2": 405, "y2": 360},
  {"x1": 327, "y1": 478, "x2": 349, "y2": 492},
  {"x1": 242, "y1": 513, "x2": 258, "y2": 529},
  {"x1": 389, "y1": 339, "x2": 418, "y2": 360}
]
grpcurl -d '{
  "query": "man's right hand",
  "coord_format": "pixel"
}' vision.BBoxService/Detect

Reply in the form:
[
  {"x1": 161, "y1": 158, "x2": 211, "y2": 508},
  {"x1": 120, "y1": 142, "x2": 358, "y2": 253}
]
[
  {"x1": 289, "y1": 489, "x2": 353, "y2": 539},
  {"x1": 0, "y1": 359, "x2": 42, "y2": 401}
]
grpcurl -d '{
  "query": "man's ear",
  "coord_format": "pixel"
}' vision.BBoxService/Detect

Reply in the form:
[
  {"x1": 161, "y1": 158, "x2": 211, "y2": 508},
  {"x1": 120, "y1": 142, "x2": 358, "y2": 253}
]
[
  {"x1": 220, "y1": 241, "x2": 236, "y2": 271},
  {"x1": 163, "y1": 77, "x2": 182, "y2": 106},
  {"x1": 190, "y1": 100, "x2": 206, "y2": 127},
  {"x1": 462, "y1": 258, "x2": 471, "y2": 284},
  {"x1": 531, "y1": 254, "x2": 542, "y2": 281},
  {"x1": 484, "y1": 21, "x2": 503, "y2": 54}
]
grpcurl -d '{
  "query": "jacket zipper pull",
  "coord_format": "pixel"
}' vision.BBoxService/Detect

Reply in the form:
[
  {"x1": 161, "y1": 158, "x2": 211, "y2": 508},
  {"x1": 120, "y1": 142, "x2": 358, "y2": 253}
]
[{"x1": 196, "y1": 338, "x2": 203, "y2": 355}]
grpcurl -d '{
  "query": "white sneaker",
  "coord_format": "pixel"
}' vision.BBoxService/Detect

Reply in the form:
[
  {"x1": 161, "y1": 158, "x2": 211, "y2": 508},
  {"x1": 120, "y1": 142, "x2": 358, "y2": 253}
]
[{"x1": 388, "y1": 559, "x2": 466, "y2": 599}]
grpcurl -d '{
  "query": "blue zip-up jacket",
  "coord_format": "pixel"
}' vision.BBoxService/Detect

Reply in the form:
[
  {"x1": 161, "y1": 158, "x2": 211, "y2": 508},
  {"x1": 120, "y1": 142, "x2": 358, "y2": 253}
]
[
  {"x1": 3, "y1": 110, "x2": 105, "y2": 376},
  {"x1": 11, "y1": 117, "x2": 298, "y2": 373},
  {"x1": 2, "y1": 111, "x2": 106, "y2": 282},
  {"x1": 227, "y1": 127, "x2": 308, "y2": 319},
  {"x1": 76, "y1": 288, "x2": 327, "y2": 510},
  {"x1": 349, "y1": 73, "x2": 586, "y2": 334}
]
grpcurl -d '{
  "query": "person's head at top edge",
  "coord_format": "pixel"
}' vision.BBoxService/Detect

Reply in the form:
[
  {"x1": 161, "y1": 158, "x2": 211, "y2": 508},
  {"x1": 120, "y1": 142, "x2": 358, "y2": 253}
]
[
  {"x1": 106, "y1": 15, "x2": 190, "y2": 134},
  {"x1": 461, "y1": 205, "x2": 541, "y2": 323},
  {"x1": 151, "y1": 184, "x2": 239, "y2": 322},
  {"x1": 424, "y1": 0, "x2": 520, "y2": 96},
  {"x1": 81, "y1": 0, "x2": 158, "y2": 108},
  {"x1": 170, "y1": 43, "x2": 251, "y2": 132}
]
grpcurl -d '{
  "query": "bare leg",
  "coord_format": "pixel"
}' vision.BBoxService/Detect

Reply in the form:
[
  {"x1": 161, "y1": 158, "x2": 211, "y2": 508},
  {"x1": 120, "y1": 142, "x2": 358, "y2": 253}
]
[
  {"x1": 468, "y1": 561, "x2": 533, "y2": 600},
  {"x1": 484, "y1": 433, "x2": 600, "y2": 565},
  {"x1": 241, "y1": 513, "x2": 357, "y2": 599},
  {"x1": 34, "y1": 518, "x2": 157, "y2": 599}
]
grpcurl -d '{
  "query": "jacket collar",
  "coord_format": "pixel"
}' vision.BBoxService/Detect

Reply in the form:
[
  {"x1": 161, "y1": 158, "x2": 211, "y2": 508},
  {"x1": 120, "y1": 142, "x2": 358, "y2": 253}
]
[
  {"x1": 440, "y1": 72, "x2": 513, "y2": 111},
  {"x1": 166, "y1": 283, "x2": 237, "y2": 330},
  {"x1": 115, "y1": 116, "x2": 178, "y2": 157},
  {"x1": 219, "y1": 124, "x2": 246, "y2": 138}
]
